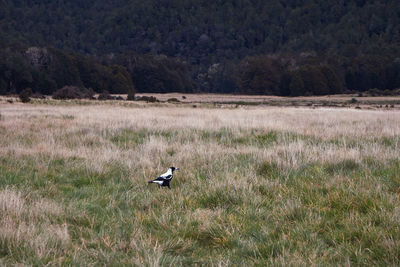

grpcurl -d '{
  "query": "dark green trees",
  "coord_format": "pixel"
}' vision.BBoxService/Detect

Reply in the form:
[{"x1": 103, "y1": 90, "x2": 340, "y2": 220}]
[
  {"x1": 0, "y1": 46, "x2": 136, "y2": 96},
  {"x1": 284, "y1": 65, "x2": 343, "y2": 96},
  {"x1": 233, "y1": 55, "x2": 345, "y2": 96},
  {"x1": 111, "y1": 53, "x2": 193, "y2": 93},
  {"x1": 234, "y1": 56, "x2": 282, "y2": 95},
  {"x1": 1, "y1": 45, "x2": 400, "y2": 96}
]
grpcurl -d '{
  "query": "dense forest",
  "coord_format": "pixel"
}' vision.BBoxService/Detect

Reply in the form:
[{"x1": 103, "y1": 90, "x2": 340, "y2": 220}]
[{"x1": 1, "y1": 0, "x2": 400, "y2": 96}]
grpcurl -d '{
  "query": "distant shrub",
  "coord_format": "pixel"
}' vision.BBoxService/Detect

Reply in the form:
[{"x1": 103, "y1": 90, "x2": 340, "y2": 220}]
[
  {"x1": 84, "y1": 88, "x2": 95, "y2": 99},
  {"x1": 350, "y1": 98, "x2": 358, "y2": 103},
  {"x1": 343, "y1": 90, "x2": 357, "y2": 94},
  {"x1": 136, "y1": 96, "x2": 159, "y2": 102},
  {"x1": 393, "y1": 88, "x2": 400, "y2": 96},
  {"x1": 167, "y1": 97, "x2": 180, "y2": 103},
  {"x1": 98, "y1": 90, "x2": 112, "y2": 100},
  {"x1": 53, "y1": 86, "x2": 85, "y2": 99},
  {"x1": 31, "y1": 92, "x2": 45, "y2": 99},
  {"x1": 52, "y1": 86, "x2": 96, "y2": 100},
  {"x1": 19, "y1": 88, "x2": 33, "y2": 103},
  {"x1": 367, "y1": 88, "x2": 381, "y2": 96},
  {"x1": 182, "y1": 95, "x2": 187, "y2": 99},
  {"x1": 383, "y1": 90, "x2": 392, "y2": 96}
]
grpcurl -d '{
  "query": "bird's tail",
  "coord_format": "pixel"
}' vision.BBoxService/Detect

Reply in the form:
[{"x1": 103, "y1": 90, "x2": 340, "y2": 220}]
[{"x1": 148, "y1": 180, "x2": 153, "y2": 184}]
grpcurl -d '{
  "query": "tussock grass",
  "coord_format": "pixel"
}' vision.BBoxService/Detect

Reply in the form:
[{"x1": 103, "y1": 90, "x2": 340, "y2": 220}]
[{"x1": 0, "y1": 103, "x2": 400, "y2": 265}]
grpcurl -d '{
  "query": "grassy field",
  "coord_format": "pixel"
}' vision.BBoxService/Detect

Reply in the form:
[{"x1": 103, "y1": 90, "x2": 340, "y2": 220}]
[
  {"x1": 3, "y1": 93, "x2": 400, "y2": 109},
  {"x1": 0, "y1": 101, "x2": 400, "y2": 265},
  {"x1": 136, "y1": 93, "x2": 400, "y2": 109}
]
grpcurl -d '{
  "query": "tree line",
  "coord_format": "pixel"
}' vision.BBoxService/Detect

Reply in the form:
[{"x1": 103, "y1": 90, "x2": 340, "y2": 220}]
[
  {"x1": 1, "y1": 0, "x2": 400, "y2": 95},
  {"x1": 1, "y1": 45, "x2": 400, "y2": 96},
  {"x1": 0, "y1": 45, "x2": 193, "y2": 96},
  {"x1": 234, "y1": 53, "x2": 400, "y2": 96},
  {"x1": 0, "y1": 46, "x2": 134, "y2": 96}
]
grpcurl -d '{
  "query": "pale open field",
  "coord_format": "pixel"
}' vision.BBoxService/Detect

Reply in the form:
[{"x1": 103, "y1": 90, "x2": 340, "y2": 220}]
[
  {"x1": 0, "y1": 101, "x2": 400, "y2": 265},
  {"x1": 137, "y1": 93, "x2": 400, "y2": 109},
  {"x1": 2, "y1": 93, "x2": 400, "y2": 109}
]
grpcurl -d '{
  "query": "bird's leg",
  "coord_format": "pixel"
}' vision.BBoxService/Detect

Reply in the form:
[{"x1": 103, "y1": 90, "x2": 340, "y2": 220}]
[
  {"x1": 168, "y1": 185, "x2": 171, "y2": 189},
  {"x1": 158, "y1": 184, "x2": 161, "y2": 189}
]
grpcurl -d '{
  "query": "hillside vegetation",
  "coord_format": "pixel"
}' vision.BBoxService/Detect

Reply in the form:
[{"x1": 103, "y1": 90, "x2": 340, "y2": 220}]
[
  {"x1": 1, "y1": 1, "x2": 400, "y2": 94},
  {"x1": 2, "y1": 0, "x2": 399, "y2": 58}
]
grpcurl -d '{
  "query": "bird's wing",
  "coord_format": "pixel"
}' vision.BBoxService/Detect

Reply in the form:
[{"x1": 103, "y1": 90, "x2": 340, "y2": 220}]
[
  {"x1": 164, "y1": 174, "x2": 172, "y2": 180},
  {"x1": 153, "y1": 176, "x2": 166, "y2": 181}
]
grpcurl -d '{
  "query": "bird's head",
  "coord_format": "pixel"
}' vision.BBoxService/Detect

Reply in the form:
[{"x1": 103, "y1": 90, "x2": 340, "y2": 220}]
[{"x1": 169, "y1": 167, "x2": 179, "y2": 172}]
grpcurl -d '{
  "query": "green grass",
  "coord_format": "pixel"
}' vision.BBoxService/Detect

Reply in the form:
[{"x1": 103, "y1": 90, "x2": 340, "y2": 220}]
[
  {"x1": 1, "y1": 109, "x2": 400, "y2": 265},
  {"x1": 2, "y1": 153, "x2": 400, "y2": 265}
]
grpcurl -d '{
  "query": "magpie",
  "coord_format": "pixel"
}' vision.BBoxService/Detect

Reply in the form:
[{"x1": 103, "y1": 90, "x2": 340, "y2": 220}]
[{"x1": 148, "y1": 167, "x2": 179, "y2": 189}]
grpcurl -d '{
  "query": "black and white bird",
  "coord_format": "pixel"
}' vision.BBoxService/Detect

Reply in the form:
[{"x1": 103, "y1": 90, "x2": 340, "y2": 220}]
[{"x1": 148, "y1": 167, "x2": 179, "y2": 189}]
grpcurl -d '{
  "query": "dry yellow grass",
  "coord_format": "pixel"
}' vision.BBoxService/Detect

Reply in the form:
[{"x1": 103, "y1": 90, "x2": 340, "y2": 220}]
[
  {"x1": 137, "y1": 92, "x2": 400, "y2": 102},
  {"x1": 136, "y1": 93, "x2": 400, "y2": 108},
  {"x1": 1, "y1": 103, "x2": 399, "y2": 169},
  {"x1": 3, "y1": 93, "x2": 400, "y2": 109}
]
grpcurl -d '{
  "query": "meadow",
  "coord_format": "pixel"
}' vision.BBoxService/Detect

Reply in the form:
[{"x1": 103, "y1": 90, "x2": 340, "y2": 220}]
[
  {"x1": 0, "y1": 100, "x2": 400, "y2": 265},
  {"x1": 136, "y1": 93, "x2": 400, "y2": 109}
]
